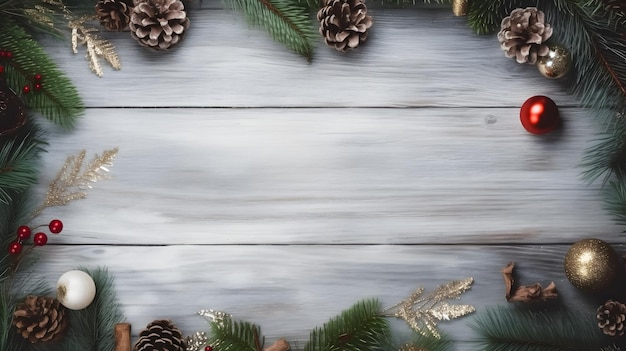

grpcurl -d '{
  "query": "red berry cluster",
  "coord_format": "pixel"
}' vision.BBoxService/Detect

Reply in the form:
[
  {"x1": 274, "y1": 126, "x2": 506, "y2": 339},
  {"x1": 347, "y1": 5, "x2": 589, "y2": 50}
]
[
  {"x1": 0, "y1": 49, "x2": 43, "y2": 93},
  {"x1": 8, "y1": 219, "x2": 63, "y2": 255}
]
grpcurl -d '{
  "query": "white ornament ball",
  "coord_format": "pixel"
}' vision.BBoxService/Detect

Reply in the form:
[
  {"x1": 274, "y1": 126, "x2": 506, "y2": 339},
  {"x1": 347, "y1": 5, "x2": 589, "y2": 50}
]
[{"x1": 56, "y1": 270, "x2": 97, "y2": 310}]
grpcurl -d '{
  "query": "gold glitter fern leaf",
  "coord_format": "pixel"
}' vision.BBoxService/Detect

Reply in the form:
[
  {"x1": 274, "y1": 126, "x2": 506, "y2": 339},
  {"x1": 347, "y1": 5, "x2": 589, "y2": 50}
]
[
  {"x1": 383, "y1": 277, "x2": 475, "y2": 339},
  {"x1": 70, "y1": 16, "x2": 121, "y2": 77},
  {"x1": 33, "y1": 148, "x2": 118, "y2": 216}
]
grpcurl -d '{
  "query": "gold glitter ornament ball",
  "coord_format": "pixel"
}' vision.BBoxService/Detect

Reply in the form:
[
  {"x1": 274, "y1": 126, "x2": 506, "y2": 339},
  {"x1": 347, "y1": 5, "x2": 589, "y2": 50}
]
[
  {"x1": 537, "y1": 44, "x2": 572, "y2": 79},
  {"x1": 564, "y1": 239, "x2": 620, "y2": 293}
]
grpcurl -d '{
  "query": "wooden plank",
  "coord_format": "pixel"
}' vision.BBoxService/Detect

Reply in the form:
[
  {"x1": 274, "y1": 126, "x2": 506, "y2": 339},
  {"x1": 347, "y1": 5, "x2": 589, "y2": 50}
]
[
  {"x1": 30, "y1": 244, "x2": 615, "y2": 344},
  {"x1": 42, "y1": 8, "x2": 579, "y2": 108},
  {"x1": 33, "y1": 107, "x2": 617, "y2": 245}
]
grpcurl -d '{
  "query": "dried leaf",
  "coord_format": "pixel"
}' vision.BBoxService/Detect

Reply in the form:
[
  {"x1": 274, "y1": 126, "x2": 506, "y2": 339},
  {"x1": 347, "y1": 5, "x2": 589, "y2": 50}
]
[
  {"x1": 502, "y1": 262, "x2": 558, "y2": 303},
  {"x1": 383, "y1": 277, "x2": 475, "y2": 338},
  {"x1": 32, "y1": 147, "x2": 118, "y2": 217}
]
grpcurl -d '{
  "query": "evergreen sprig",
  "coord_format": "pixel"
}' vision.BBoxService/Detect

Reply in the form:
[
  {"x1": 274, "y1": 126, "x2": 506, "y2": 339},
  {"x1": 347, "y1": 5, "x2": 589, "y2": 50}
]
[
  {"x1": 0, "y1": 120, "x2": 46, "y2": 205},
  {"x1": 304, "y1": 299, "x2": 390, "y2": 351},
  {"x1": 223, "y1": 0, "x2": 317, "y2": 61},
  {"x1": 467, "y1": 0, "x2": 518, "y2": 35},
  {"x1": 61, "y1": 267, "x2": 125, "y2": 351},
  {"x1": 209, "y1": 316, "x2": 264, "y2": 351},
  {"x1": 470, "y1": 306, "x2": 606, "y2": 351},
  {"x1": 0, "y1": 22, "x2": 83, "y2": 129}
]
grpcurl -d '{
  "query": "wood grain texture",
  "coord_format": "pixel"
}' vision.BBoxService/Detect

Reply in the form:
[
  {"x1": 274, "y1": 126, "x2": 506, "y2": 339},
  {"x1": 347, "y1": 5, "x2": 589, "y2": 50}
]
[{"x1": 25, "y1": 4, "x2": 622, "y2": 350}]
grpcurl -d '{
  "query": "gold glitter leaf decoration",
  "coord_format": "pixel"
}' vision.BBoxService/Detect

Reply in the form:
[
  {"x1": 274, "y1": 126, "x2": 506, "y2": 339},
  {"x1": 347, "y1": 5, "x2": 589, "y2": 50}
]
[
  {"x1": 70, "y1": 16, "x2": 121, "y2": 77},
  {"x1": 33, "y1": 148, "x2": 118, "y2": 216},
  {"x1": 44, "y1": 0, "x2": 121, "y2": 77},
  {"x1": 383, "y1": 277, "x2": 475, "y2": 339}
]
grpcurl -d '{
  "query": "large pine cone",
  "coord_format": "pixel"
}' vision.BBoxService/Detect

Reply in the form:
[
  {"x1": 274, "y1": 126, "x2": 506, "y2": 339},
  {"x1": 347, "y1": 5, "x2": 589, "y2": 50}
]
[
  {"x1": 129, "y1": 0, "x2": 190, "y2": 51},
  {"x1": 13, "y1": 296, "x2": 69, "y2": 343},
  {"x1": 96, "y1": 0, "x2": 134, "y2": 31},
  {"x1": 135, "y1": 320, "x2": 186, "y2": 351},
  {"x1": 597, "y1": 300, "x2": 626, "y2": 336},
  {"x1": 317, "y1": 0, "x2": 373, "y2": 52},
  {"x1": 497, "y1": 7, "x2": 553, "y2": 64}
]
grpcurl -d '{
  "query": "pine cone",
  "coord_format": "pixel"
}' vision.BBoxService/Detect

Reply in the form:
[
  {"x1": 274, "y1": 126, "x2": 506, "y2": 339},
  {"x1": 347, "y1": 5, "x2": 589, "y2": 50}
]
[
  {"x1": 135, "y1": 320, "x2": 186, "y2": 351},
  {"x1": 497, "y1": 7, "x2": 553, "y2": 64},
  {"x1": 597, "y1": 300, "x2": 626, "y2": 336},
  {"x1": 96, "y1": 0, "x2": 134, "y2": 31},
  {"x1": 129, "y1": 0, "x2": 190, "y2": 51},
  {"x1": 317, "y1": 0, "x2": 373, "y2": 52},
  {"x1": 13, "y1": 296, "x2": 69, "y2": 343}
]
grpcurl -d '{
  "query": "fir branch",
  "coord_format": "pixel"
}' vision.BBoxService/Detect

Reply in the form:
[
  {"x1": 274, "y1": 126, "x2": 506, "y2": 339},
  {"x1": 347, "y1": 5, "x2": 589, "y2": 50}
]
[
  {"x1": 395, "y1": 332, "x2": 453, "y2": 351},
  {"x1": 61, "y1": 267, "x2": 125, "y2": 351},
  {"x1": 582, "y1": 118, "x2": 626, "y2": 185},
  {"x1": 209, "y1": 316, "x2": 264, "y2": 351},
  {"x1": 0, "y1": 22, "x2": 83, "y2": 129},
  {"x1": 604, "y1": 180, "x2": 626, "y2": 223},
  {"x1": 470, "y1": 306, "x2": 605, "y2": 351},
  {"x1": 0, "y1": 120, "x2": 46, "y2": 205},
  {"x1": 223, "y1": 0, "x2": 317, "y2": 61},
  {"x1": 304, "y1": 299, "x2": 390, "y2": 351},
  {"x1": 32, "y1": 147, "x2": 118, "y2": 217},
  {"x1": 467, "y1": 0, "x2": 518, "y2": 35}
]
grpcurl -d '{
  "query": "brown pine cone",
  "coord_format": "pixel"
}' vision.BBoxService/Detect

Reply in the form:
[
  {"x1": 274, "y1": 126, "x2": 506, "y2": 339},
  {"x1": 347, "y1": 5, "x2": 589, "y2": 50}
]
[
  {"x1": 497, "y1": 7, "x2": 553, "y2": 64},
  {"x1": 129, "y1": 0, "x2": 190, "y2": 51},
  {"x1": 135, "y1": 320, "x2": 186, "y2": 351},
  {"x1": 13, "y1": 296, "x2": 69, "y2": 343},
  {"x1": 96, "y1": 0, "x2": 134, "y2": 31},
  {"x1": 597, "y1": 300, "x2": 626, "y2": 336},
  {"x1": 317, "y1": 0, "x2": 373, "y2": 52}
]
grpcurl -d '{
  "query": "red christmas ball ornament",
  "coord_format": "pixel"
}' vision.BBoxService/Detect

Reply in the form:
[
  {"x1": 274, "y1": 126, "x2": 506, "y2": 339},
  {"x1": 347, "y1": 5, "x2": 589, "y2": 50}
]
[
  {"x1": 16, "y1": 225, "x2": 31, "y2": 240},
  {"x1": 48, "y1": 219, "x2": 63, "y2": 234},
  {"x1": 520, "y1": 96, "x2": 561, "y2": 134},
  {"x1": 33, "y1": 232, "x2": 48, "y2": 246},
  {"x1": 8, "y1": 240, "x2": 22, "y2": 255}
]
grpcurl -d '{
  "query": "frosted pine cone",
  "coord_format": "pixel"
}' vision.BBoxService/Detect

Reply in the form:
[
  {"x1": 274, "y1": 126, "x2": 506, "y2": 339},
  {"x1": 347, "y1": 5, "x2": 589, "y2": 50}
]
[
  {"x1": 13, "y1": 296, "x2": 69, "y2": 343},
  {"x1": 317, "y1": 0, "x2": 373, "y2": 52},
  {"x1": 597, "y1": 300, "x2": 626, "y2": 336},
  {"x1": 129, "y1": 0, "x2": 190, "y2": 51},
  {"x1": 96, "y1": 0, "x2": 134, "y2": 31},
  {"x1": 135, "y1": 320, "x2": 186, "y2": 351},
  {"x1": 497, "y1": 7, "x2": 553, "y2": 64}
]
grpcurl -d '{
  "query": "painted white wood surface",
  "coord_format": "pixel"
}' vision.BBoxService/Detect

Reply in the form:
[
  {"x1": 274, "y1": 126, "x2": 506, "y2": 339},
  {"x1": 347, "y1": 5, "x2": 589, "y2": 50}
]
[{"x1": 26, "y1": 4, "x2": 622, "y2": 348}]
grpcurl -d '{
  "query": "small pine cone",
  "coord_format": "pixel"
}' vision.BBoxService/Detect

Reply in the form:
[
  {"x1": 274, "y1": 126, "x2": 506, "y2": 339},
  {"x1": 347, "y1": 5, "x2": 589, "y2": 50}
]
[
  {"x1": 597, "y1": 300, "x2": 626, "y2": 336},
  {"x1": 317, "y1": 0, "x2": 373, "y2": 52},
  {"x1": 129, "y1": 0, "x2": 190, "y2": 51},
  {"x1": 497, "y1": 7, "x2": 553, "y2": 64},
  {"x1": 135, "y1": 320, "x2": 186, "y2": 351},
  {"x1": 96, "y1": 0, "x2": 134, "y2": 31},
  {"x1": 13, "y1": 296, "x2": 69, "y2": 343}
]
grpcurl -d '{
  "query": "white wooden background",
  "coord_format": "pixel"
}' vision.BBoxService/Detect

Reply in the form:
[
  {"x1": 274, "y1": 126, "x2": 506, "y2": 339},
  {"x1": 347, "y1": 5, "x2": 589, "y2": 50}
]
[{"x1": 25, "y1": 2, "x2": 625, "y2": 349}]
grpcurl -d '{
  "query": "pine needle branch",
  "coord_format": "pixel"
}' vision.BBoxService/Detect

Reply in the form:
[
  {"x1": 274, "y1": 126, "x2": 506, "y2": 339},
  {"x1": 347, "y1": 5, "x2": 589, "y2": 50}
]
[
  {"x1": 304, "y1": 299, "x2": 390, "y2": 351},
  {"x1": 208, "y1": 316, "x2": 264, "y2": 351},
  {"x1": 470, "y1": 306, "x2": 605, "y2": 351},
  {"x1": 32, "y1": 147, "x2": 118, "y2": 217},
  {"x1": 467, "y1": 0, "x2": 519, "y2": 35},
  {"x1": 223, "y1": 0, "x2": 317, "y2": 61},
  {"x1": 0, "y1": 22, "x2": 84, "y2": 129},
  {"x1": 0, "y1": 122, "x2": 46, "y2": 206},
  {"x1": 61, "y1": 267, "x2": 126, "y2": 351}
]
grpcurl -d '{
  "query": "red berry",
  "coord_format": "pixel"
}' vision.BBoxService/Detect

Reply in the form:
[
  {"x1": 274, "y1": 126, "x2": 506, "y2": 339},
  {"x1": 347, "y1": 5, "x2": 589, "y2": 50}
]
[
  {"x1": 16, "y1": 225, "x2": 31, "y2": 240},
  {"x1": 48, "y1": 219, "x2": 63, "y2": 234},
  {"x1": 0, "y1": 51, "x2": 6, "y2": 57},
  {"x1": 0, "y1": 66, "x2": 4, "y2": 73},
  {"x1": 8, "y1": 241, "x2": 22, "y2": 255},
  {"x1": 22, "y1": 85, "x2": 30, "y2": 94},
  {"x1": 34, "y1": 83, "x2": 42, "y2": 90},
  {"x1": 6, "y1": 51, "x2": 13, "y2": 58},
  {"x1": 33, "y1": 232, "x2": 47, "y2": 246},
  {"x1": 205, "y1": 346, "x2": 213, "y2": 351},
  {"x1": 33, "y1": 74, "x2": 42, "y2": 82}
]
